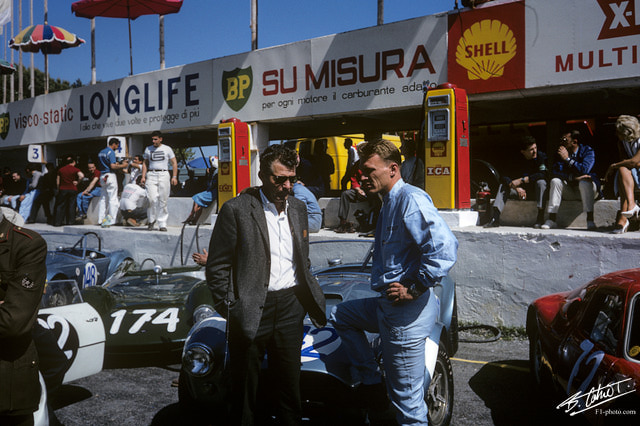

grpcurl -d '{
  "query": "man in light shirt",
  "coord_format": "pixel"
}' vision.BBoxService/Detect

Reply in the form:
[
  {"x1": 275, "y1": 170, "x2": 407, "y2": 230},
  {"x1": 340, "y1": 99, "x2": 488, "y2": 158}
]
[
  {"x1": 97, "y1": 138, "x2": 128, "y2": 227},
  {"x1": 331, "y1": 138, "x2": 458, "y2": 425},
  {"x1": 206, "y1": 144, "x2": 326, "y2": 425},
  {"x1": 141, "y1": 131, "x2": 178, "y2": 231},
  {"x1": 119, "y1": 175, "x2": 148, "y2": 227}
]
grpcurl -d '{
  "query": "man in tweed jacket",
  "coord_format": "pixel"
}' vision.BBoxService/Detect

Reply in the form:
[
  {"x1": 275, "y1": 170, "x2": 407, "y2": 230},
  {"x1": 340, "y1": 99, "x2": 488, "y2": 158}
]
[{"x1": 206, "y1": 144, "x2": 326, "y2": 425}]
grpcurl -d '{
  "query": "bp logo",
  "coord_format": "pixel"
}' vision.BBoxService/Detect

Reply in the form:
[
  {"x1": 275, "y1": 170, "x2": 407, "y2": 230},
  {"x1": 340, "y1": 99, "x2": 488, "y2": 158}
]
[
  {"x1": 222, "y1": 67, "x2": 252, "y2": 112},
  {"x1": 0, "y1": 112, "x2": 9, "y2": 140}
]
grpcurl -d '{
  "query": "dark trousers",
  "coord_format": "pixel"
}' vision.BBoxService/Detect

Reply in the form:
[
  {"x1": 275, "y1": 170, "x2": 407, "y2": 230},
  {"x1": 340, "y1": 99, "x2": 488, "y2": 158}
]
[
  {"x1": 121, "y1": 207, "x2": 147, "y2": 221},
  {"x1": 229, "y1": 287, "x2": 305, "y2": 426},
  {"x1": 338, "y1": 188, "x2": 381, "y2": 221},
  {"x1": 28, "y1": 190, "x2": 54, "y2": 223},
  {"x1": 0, "y1": 414, "x2": 34, "y2": 426},
  {"x1": 53, "y1": 190, "x2": 77, "y2": 226}
]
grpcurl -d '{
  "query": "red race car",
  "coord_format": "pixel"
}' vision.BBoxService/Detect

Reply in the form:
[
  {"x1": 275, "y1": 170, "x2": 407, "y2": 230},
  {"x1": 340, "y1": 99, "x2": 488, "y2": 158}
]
[{"x1": 527, "y1": 268, "x2": 639, "y2": 424}]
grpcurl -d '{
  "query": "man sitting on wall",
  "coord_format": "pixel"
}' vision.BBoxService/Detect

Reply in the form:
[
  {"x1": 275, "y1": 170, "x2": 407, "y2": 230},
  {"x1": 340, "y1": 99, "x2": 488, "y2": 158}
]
[
  {"x1": 484, "y1": 135, "x2": 549, "y2": 228},
  {"x1": 541, "y1": 129, "x2": 600, "y2": 230}
]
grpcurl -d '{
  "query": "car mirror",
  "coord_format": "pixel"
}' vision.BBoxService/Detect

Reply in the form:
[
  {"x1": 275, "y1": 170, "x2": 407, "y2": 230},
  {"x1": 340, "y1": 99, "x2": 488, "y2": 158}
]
[
  {"x1": 328, "y1": 258, "x2": 342, "y2": 266},
  {"x1": 153, "y1": 265, "x2": 163, "y2": 285}
]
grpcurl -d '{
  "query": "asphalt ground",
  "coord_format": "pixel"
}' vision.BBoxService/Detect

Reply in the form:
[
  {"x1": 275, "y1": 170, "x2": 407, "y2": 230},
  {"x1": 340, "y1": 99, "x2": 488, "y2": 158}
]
[{"x1": 49, "y1": 336, "x2": 601, "y2": 426}]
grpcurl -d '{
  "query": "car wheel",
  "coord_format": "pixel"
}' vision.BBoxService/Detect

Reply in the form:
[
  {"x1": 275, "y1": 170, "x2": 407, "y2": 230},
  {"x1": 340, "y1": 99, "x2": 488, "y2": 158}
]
[
  {"x1": 529, "y1": 325, "x2": 549, "y2": 389},
  {"x1": 178, "y1": 370, "x2": 198, "y2": 411},
  {"x1": 448, "y1": 295, "x2": 459, "y2": 355},
  {"x1": 426, "y1": 344, "x2": 454, "y2": 426}
]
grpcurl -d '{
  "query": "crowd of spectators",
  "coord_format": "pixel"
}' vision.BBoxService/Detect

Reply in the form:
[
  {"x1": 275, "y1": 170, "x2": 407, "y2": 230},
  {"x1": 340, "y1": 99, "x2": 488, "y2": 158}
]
[{"x1": 4, "y1": 116, "x2": 638, "y2": 234}]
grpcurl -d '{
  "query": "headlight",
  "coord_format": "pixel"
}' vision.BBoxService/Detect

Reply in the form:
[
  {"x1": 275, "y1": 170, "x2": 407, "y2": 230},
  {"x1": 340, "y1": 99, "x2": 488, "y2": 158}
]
[
  {"x1": 193, "y1": 304, "x2": 216, "y2": 324},
  {"x1": 183, "y1": 343, "x2": 214, "y2": 376}
]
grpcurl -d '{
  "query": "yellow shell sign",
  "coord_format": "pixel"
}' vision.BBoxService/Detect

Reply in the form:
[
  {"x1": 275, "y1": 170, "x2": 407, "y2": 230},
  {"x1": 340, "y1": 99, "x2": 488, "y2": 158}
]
[{"x1": 455, "y1": 19, "x2": 516, "y2": 80}]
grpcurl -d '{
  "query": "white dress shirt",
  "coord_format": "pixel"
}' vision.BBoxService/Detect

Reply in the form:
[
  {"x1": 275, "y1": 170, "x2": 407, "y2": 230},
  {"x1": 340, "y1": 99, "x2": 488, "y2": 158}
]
[{"x1": 260, "y1": 190, "x2": 297, "y2": 291}]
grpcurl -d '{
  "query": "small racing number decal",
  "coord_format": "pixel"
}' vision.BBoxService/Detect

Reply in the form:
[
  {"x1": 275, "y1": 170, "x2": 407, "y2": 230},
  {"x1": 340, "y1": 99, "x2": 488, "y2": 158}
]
[
  {"x1": 300, "y1": 325, "x2": 341, "y2": 362},
  {"x1": 110, "y1": 308, "x2": 180, "y2": 334},
  {"x1": 83, "y1": 262, "x2": 97, "y2": 287}
]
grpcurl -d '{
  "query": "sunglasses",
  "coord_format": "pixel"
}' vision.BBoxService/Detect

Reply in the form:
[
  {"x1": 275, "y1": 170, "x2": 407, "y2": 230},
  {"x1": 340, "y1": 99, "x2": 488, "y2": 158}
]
[{"x1": 271, "y1": 175, "x2": 298, "y2": 185}]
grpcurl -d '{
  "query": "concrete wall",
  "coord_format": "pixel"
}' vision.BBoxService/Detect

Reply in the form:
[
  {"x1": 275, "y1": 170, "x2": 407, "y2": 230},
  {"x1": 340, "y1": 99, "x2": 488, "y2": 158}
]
[{"x1": 34, "y1": 206, "x2": 640, "y2": 329}]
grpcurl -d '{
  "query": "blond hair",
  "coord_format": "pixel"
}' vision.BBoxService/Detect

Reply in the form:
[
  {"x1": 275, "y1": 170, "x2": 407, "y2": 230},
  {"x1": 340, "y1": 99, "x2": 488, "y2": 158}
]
[
  {"x1": 615, "y1": 115, "x2": 640, "y2": 142},
  {"x1": 357, "y1": 138, "x2": 402, "y2": 165}
]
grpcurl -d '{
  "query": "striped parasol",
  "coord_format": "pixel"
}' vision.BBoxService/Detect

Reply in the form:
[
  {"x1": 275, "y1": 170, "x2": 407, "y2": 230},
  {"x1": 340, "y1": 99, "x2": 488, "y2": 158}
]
[
  {"x1": 0, "y1": 59, "x2": 16, "y2": 75},
  {"x1": 10, "y1": 24, "x2": 85, "y2": 55}
]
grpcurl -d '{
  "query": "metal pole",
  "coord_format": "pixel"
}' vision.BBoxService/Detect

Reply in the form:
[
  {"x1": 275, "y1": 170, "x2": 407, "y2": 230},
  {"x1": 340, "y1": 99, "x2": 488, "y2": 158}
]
[
  {"x1": 251, "y1": 0, "x2": 257, "y2": 50},
  {"x1": 91, "y1": 18, "x2": 96, "y2": 84},
  {"x1": 377, "y1": 0, "x2": 384, "y2": 25},
  {"x1": 159, "y1": 15, "x2": 165, "y2": 69},
  {"x1": 128, "y1": 17, "x2": 133, "y2": 75},
  {"x1": 3, "y1": 25, "x2": 6, "y2": 104},
  {"x1": 18, "y1": 0, "x2": 22, "y2": 100},
  {"x1": 10, "y1": 0, "x2": 13, "y2": 102},
  {"x1": 30, "y1": 0, "x2": 34, "y2": 97},
  {"x1": 44, "y1": 0, "x2": 48, "y2": 94}
]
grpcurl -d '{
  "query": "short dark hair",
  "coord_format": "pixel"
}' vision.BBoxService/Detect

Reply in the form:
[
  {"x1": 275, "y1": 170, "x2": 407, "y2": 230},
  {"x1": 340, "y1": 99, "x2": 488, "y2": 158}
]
[
  {"x1": 358, "y1": 138, "x2": 402, "y2": 165},
  {"x1": 135, "y1": 175, "x2": 143, "y2": 185},
  {"x1": 519, "y1": 135, "x2": 536, "y2": 151},
  {"x1": 134, "y1": 154, "x2": 144, "y2": 162},
  {"x1": 402, "y1": 139, "x2": 417, "y2": 156},
  {"x1": 562, "y1": 129, "x2": 581, "y2": 140},
  {"x1": 151, "y1": 131, "x2": 162, "y2": 138},
  {"x1": 64, "y1": 155, "x2": 75, "y2": 165},
  {"x1": 260, "y1": 144, "x2": 298, "y2": 175},
  {"x1": 108, "y1": 137, "x2": 120, "y2": 147}
]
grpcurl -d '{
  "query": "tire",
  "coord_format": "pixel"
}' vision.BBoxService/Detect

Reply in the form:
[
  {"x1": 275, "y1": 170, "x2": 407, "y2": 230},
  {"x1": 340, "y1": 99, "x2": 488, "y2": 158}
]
[
  {"x1": 470, "y1": 159, "x2": 501, "y2": 197},
  {"x1": 528, "y1": 324, "x2": 549, "y2": 389},
  {"x1": 178, "y1": 370, "x2": 198, "y2": 411},
  {"x1": 448, "y1": 295, "x2": 459, "y2": 356},
  {"x1": 426, "y1": 344, "x2": 454, "y2": 426}
]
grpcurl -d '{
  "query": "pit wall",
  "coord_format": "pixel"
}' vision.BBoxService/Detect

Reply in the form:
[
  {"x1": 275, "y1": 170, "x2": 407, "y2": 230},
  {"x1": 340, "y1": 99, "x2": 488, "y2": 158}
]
[{"x1": 35, "y1": 219, "x2": 640, "y2": 329}]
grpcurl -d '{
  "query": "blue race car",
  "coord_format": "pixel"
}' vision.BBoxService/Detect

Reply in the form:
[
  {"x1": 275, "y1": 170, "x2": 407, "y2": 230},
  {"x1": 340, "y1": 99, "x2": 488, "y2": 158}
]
[
  {"x1": 178, "y1": 240, "x2": 458, "y2": 426},
  {"x1": 45, "y1": 232, "x2": 134, "y2": 306}
]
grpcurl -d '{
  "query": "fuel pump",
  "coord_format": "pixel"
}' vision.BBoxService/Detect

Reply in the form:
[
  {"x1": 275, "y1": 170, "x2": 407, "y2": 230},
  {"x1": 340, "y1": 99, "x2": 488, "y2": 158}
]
[
  {"x1": 423, "y1": 82, "x2": 470, "y2": 209},
  {"x1": 217, "y1": 118, "x2": 251, "y2": 208}
]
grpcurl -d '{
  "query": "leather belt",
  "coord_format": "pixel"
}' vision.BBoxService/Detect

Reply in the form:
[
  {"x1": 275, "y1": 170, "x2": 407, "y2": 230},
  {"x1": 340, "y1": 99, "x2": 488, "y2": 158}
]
[{"x1": 149, "y1": 169, "x2": 167, "y2": 172}]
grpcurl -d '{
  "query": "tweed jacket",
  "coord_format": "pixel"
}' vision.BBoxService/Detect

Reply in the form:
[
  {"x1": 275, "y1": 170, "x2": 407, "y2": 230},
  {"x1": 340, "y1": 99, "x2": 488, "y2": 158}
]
[{"x1": 206, "y1": 188, "x2": 326, "y2": 342}]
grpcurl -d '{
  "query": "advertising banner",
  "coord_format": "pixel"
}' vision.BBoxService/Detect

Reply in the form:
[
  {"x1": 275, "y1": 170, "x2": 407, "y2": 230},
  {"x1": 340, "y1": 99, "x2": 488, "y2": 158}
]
[
  {"x1": 212, "y1": 14, "x2": 448, "y2": 122},
  {"x1": 447, "y1": 0, "x2": 525, "y2": 94},
  {"x1": 526, "y1": 0, "x2": 640, "y2": 86},
  {"x1": 0, "y1": 61, "x2": 214, "y2": 147}
]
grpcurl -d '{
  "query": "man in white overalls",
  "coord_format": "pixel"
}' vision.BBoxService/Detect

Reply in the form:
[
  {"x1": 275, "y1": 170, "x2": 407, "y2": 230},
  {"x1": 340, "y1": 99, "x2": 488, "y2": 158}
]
[{"x1": 141, "y1": 131, "x2": 178, "y2": 231}]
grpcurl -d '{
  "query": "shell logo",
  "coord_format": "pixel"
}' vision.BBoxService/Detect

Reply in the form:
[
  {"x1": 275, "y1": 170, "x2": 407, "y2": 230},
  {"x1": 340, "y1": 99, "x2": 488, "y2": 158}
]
[{"x1": 455, "y1": 19, "x2": 516, "y2": 80}]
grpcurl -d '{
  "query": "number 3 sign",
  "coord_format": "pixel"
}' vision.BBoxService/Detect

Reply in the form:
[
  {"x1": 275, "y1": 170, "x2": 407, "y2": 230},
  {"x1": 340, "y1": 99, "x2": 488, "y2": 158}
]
[{"x1": 28, "y1": 144, "x2": 45, "y2": 163}]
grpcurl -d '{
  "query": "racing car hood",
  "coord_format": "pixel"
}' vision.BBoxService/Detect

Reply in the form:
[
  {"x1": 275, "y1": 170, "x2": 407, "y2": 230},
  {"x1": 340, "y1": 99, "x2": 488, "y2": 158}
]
[{"x1": 82, "y1": 274, "x2": 210, "y2": 361}]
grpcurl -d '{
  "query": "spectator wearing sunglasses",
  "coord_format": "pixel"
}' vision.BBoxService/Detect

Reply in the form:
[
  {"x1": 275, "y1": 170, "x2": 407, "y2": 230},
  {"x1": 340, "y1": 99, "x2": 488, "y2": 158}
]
[{"x1": 205, "y1": 144, "x2": 326, "y2": 425}]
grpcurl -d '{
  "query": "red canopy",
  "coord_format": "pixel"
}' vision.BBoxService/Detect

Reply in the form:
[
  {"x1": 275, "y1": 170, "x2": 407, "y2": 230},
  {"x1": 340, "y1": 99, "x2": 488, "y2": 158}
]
[
  {"x1": 71, "y1": 0, "x2": 183, "y2": 20},
  {"x1": 71, "y1": 0, "x2": 184, "y2": 76}
]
